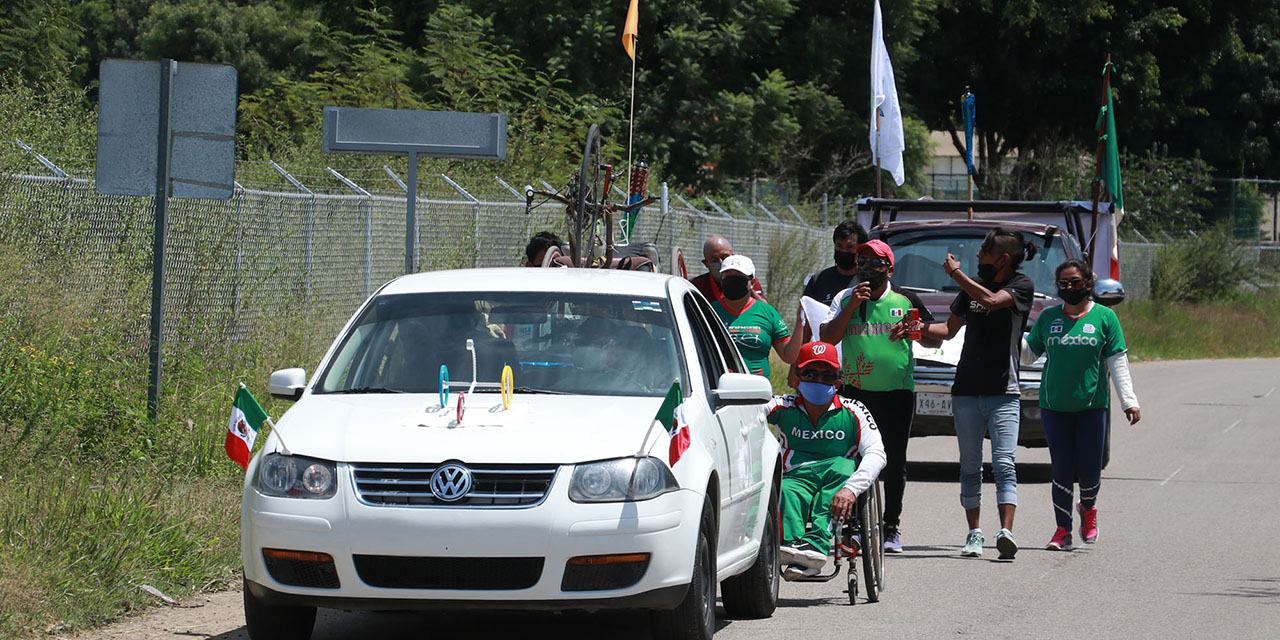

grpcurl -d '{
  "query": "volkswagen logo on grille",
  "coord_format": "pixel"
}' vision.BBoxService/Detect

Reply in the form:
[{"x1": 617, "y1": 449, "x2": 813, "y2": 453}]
[{"x1": 430, "y1": 463, "x2": 473, "y2": 502}]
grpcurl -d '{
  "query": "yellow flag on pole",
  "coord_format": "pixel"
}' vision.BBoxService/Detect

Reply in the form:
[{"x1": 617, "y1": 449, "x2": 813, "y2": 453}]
[{"x1": 622, "y1": 0, "x2": 639, "y2": 60}]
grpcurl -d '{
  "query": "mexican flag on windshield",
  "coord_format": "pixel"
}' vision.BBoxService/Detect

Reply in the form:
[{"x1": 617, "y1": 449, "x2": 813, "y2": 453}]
[
  {"x1": 655, "y1": 382, "x2": 691, "y2": 466},
  {"x1": 226, "y1": 385, "x2": 269, "y2": 470}
]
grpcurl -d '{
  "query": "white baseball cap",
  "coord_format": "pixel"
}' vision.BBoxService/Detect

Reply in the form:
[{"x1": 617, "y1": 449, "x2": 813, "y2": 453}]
[{"x1": 720, "y1": 254, "x2": 755, "y2": 277}]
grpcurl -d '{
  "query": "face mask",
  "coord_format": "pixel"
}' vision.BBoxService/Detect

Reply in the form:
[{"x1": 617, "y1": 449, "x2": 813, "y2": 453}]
[
  {"x1": 721, "y1": 275, "x2": 750, "y2": 300},
  {"x1": 707, "y1": 260, "x2": 723, "y2": 280},
  {"x1": 798, "y1": 381, "x2": 839, "y2": 406},
  {"x1": 1058, "y1": 287, "x2": 1090, "y2": 305},
  {"x1": 977, "y1": 262, "x2": 998, "y2": 282},
  {"x1": 859, "y1": 269, "x2": 888, "y2": 290},
  {"x1": 834, "y1": 250, "x2": 857, "y2": 270}
]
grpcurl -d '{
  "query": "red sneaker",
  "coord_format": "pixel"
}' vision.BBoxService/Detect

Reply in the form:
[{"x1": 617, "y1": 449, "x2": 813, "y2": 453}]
[
  {"x1": 1079, "y1": 505, "x2": 1099, "y2": 543},
  {"x1": 1045, "y1": 526, "x2": 1072, "y2": 551}
]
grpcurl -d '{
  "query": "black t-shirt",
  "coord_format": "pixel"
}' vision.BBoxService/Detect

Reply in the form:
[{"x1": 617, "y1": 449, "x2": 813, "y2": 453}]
[
  {"x1": 949, "y1": 272, "x2": 1035, "y2": 396},
  {"x1": 803, "y1": 266, "x2": 859, "y2": 307}
]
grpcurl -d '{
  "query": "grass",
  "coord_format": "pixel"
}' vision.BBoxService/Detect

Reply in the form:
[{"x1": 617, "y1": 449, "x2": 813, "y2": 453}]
[
  {"x1": 1114, "y1": 292, "x2": 1280, "y2": 361},
  {"x1": 0, "y1": 250, "x2": 327, "y2": 638}
]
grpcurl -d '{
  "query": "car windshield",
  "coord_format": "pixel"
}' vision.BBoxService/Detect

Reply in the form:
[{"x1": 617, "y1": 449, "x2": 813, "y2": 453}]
[
  {"x1": 314, "y1": 291, "x2": 683, "y2": 398},
  {"x1": 883, "y1": 229, "x2": 1074, "y2": 295}
]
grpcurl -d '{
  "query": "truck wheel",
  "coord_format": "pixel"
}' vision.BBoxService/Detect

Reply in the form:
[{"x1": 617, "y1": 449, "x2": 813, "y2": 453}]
[
  {"x1": 243, "y1": 580, "x2": 316, "y2": 640},
  {"x1": 720, "y1": 483, "x2": 779, "y2": 619},
  {"x1": 652, "y1": 499, "x2": 717, "y2": 640}
]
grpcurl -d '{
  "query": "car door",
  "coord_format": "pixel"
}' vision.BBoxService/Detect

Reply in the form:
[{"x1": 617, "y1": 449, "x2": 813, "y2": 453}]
[{"x1": 681, "y1": 293, "x2": 751, "y2": 552}]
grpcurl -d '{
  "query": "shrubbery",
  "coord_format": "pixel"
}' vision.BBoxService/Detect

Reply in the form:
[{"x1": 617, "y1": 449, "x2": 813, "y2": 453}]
[{"x1": 1149, "y1": 226, "x2": 1261, "y2": 302}]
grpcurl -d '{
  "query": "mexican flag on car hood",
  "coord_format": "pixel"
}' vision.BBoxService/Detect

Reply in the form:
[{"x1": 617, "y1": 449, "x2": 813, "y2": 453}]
[
  {"x1": 654, "y1": 382, "x2": 691, "y2": 466},
  {"x1": 226, "y1": 385, "x2": 269, "y2": 470}
]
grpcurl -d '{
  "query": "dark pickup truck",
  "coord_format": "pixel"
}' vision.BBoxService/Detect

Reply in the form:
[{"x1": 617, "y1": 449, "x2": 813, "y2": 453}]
[{"x1": 856, "y1": 199, "x2": 1127, "y2": 466}]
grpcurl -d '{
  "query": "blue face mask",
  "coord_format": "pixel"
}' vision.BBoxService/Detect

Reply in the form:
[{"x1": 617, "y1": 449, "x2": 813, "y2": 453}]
[{"x1": 797, "y1": 381, "x2": 839, "y2": 406}]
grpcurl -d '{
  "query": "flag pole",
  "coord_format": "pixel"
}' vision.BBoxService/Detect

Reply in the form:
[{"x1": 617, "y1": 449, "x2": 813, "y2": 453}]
[
  {"x1": 875, "y1": 109, "x2": 883, "y2": 198},
  {"x1": 964, "y1": 88, "x2": 974, "y2": 220},
  {"x1": 1089, "y1": 54, "x2": 1112, "y2": 261},
  {"x1": 626, "y1": 42, "x2": 637, "y2": 198}
]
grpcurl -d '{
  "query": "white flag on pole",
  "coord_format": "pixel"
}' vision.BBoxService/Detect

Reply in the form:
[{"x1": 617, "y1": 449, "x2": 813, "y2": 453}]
[{"x1": 870, "y1": 0, "x2": 905, "y2": 186}]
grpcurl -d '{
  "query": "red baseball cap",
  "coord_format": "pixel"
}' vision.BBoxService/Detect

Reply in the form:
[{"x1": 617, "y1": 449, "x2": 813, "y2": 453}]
[
  {"x1": 796, "y1": 341, "x2": 840, "y2": 369},
  {"x1": 856, "y1": 239, "x2": 895, "y2": 266}
]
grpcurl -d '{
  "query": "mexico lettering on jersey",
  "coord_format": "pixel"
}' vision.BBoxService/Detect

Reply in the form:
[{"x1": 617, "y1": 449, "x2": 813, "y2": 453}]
[
  {"x1": 764, "y1": 394, "x2": 871, "y2": 472},
  {"x1": 1026, "y1": 303, "x2": 1127, "y2": 412},
  {"x1": 825, "y1": 287, "x2": 918, "y2": 391}
]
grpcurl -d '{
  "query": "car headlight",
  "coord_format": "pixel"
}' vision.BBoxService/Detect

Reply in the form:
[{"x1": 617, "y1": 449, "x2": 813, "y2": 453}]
[
  {"x1": 568, "y1": 457, "x2": 679, "y2": 503},
  {"x1": 255, "y1": 454, "x2": 338, "y2": 499}
]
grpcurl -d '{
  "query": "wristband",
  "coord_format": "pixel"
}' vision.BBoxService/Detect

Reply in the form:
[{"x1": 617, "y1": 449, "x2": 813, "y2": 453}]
[{"x1": 948, "y1": 267, "x2": 960, "y2": 277}]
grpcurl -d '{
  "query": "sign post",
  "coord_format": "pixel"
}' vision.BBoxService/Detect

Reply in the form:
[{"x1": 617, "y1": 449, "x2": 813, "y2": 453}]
[
  {"x1": 321, "y1": 107, "x2": 507, "y2": 274},
  {"x1": 97, "y1": 58, "x2": 237, "y2": 422}
]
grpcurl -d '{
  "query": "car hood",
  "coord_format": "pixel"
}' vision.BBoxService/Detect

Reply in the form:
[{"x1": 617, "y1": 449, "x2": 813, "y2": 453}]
[
  {"x1": 271, "y1": 393, "x2": 664, "y2": 464},
  {"x1": 912, "y1": 291, "x2": 1057, "y2": 323}
]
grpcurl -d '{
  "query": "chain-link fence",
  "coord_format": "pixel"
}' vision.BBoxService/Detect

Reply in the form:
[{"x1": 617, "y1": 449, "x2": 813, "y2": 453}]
[{"x1": 0, "y1": 151, "x2": 831, "y2": 350}]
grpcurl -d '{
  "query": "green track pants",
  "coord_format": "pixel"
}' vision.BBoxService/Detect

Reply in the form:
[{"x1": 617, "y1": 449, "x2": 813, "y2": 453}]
[{"x1": 780, "y1": 457, "x2": 857, "y2": 555}]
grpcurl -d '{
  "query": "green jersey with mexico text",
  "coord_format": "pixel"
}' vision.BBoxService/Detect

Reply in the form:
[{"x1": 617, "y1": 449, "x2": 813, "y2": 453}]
[
  {"x1": 825, "y1": 286, "x2": 917, "y2": 391},
  {"x1": 1026, "y1": 303, "x2": 1127, "y2": 412},
  {"x1": 712, "y1": 298, "x2": 790, "y2": 378},
  {"x1": 764, "y1": 395, "x2": 872, "y2": 472}
]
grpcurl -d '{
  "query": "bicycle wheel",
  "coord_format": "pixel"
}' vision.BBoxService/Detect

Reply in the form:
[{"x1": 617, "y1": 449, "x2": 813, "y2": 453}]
[
  {"x1": 572, "y1": 124, "x2": 602, "y2": 266},
  {"x1": 859, "y1": 485, "x2": 882, "y2": 603},
  {"x1": 872, "y1": 481, "x2": 885, "y2": 591}
]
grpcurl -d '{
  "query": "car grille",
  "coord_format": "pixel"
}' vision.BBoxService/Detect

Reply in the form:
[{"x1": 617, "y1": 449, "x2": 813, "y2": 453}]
[
  {"x1": 351, "y1": 462, "x2": 559, "y2": 507},
  {"x1": 353, "y1": 555, "x2": 544, "y2": 590}
]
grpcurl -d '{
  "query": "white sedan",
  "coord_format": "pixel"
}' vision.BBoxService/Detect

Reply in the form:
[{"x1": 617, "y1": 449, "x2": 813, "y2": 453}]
[{"x1": 241, "y1": 268, "x2": 782, "y2": 640}]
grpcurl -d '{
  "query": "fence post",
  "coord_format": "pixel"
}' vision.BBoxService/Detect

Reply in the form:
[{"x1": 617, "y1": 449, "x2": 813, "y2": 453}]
[
  {"x1": 270, "y1": 160, "x2": 313, "y2": 303},
  {"x1": 231, "y1": 181, "x2": 245, "y2": 341},
  {"x1": 327, "y1": 167, "x2": 374, "y2": 297},
  {"x1": 441, "y1": 174, "x2": 480, "y2": 268},
  {"x1": 837, "y1": 195, "x2": 844, "y2": 219},
  {"x1": 822, "y1": 193, "x2": 829, "y2": 226}
]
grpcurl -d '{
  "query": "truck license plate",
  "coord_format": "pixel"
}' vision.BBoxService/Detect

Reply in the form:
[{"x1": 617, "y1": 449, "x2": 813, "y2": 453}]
[{"x1": 916, "y1": 393, "x2": 952, "y2": 416}]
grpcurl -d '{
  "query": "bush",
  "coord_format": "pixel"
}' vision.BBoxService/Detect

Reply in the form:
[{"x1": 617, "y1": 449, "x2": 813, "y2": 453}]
[{"x1": 1149, "y1": 226, "x2": 1259, "y2": 302}]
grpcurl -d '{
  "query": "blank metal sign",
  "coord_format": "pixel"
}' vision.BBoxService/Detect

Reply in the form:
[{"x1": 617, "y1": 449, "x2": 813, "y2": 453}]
[
  {"x1": 96, "y1": 59, "x2": 237, "y2": 199},
  {"x1": 322, "y1": 107, "x2": 507, "y2": 159}
]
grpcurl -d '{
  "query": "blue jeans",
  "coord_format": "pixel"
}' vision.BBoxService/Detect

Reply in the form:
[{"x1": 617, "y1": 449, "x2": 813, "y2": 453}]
[{"x1": 953, "y1": 395, "x2": 1020, "y2": 510}]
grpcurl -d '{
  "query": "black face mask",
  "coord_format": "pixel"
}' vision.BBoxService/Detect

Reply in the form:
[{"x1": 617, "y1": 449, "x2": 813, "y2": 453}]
[
  {"x1": 977, "y1": 262, "x2": 999, "y2": 282},
  {"x1": 1058, "y1": 288, "x2": 1090, "y2": 304},
  {"x1": 834, "y1": 250, "x2": 857, "y2": 270},
  {"x1": 859, "y1": 269, "x2": 888, "y2": 290},
  {"x1": 721, "y1": 275, "x2": 751, "y2": 300}
]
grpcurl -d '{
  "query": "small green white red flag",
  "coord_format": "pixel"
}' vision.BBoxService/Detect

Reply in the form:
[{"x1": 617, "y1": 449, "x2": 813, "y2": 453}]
[
  {"x1": 226, "y1": 385, "x2": 269, "y2": 470},
  {"x1": 654, "y1": 381, "x2": 691, "y2": 466}
]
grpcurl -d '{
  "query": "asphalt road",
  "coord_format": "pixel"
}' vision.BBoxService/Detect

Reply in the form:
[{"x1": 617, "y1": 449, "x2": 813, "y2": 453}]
[{"x1": 78, "y1": 359, "x2": 1280, "y2": 640}]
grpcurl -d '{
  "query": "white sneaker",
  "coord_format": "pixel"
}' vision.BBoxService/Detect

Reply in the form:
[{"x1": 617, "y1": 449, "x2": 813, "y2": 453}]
[
  {"x1": 790, "y1": 541, "x2": 828, "y2": 569},
  {"x1": 783, "y1": 564, "x2": 821, "y2": 581}
]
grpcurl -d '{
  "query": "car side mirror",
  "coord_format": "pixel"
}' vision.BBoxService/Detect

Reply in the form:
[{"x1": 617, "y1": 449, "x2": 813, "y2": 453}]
[
  {"x1": 714, "y1": 372, "x2": 773, "y2": 407},
  {"x1": 1093, "y1": 278, "x2": 1126, "y2": 307},
  {"x1": 269, "y1": 368, "x2": 307, "y2": 401}
]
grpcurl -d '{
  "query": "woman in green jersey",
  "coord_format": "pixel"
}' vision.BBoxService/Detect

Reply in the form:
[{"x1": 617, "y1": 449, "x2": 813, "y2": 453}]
[
  {"x1": 1024, "y1": 258, "x2": 1140, "y2": 551},
  {"x1": 711, "y1": 254, "x2": 803, "y2": 377}
]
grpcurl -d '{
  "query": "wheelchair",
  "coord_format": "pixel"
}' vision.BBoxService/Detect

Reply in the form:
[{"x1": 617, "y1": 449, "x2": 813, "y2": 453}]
[{"x1": 787, "y1": 481, "x2": 885, "y2": 605}]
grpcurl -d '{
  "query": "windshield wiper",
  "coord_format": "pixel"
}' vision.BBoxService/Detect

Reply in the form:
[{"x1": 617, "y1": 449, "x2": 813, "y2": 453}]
[
  {"x1": 898, "y1": 285, "x2": 939, "y2": 293},
  {"x1": 340, "y1": 386, "x2": 406, "y2": 394},
  {"x1": 513, "y1": 386, "x2": 569, "y2": 395}
]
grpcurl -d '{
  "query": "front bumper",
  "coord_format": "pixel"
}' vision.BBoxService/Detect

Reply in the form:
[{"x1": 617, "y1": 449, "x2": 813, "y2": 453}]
[
  {"x1": 241, "y1": 464, "x2": 704, "y2": 612},
  {"x1": 911, "y1": 364, "x2": 1046, "y2": 447}
]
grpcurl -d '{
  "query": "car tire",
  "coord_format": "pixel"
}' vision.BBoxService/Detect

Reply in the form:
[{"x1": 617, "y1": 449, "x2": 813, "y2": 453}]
[
  {"x1": 243, "y1": 580, "x2": 316, "y2": 640},
  {"x1": 652, "y1": 499, "x2": 716, "y2": 640},
  {"x1": 720, "y1": 482, "x2": 779, "y2": 619}
]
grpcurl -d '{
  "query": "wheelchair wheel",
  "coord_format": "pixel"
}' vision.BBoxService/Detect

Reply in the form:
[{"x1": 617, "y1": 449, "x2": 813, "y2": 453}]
[
  {"x1": 571, "y1": 124, "x2": 603, "y2": 266},
  {"x1": 858, "y1": 483, "x2": 883, "y2": 603},
  {"x1": 846, "y1": 568, "x2": 858, "y2": 606}
]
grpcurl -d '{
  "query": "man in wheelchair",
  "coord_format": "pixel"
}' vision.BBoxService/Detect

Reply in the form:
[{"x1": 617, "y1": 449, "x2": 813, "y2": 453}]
[{"x1": 766, "y1": 341, "x2": 886, "y2": 581}]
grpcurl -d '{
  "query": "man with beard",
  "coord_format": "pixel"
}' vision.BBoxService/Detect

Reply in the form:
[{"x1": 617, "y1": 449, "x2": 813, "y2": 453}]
[{"x1": 820, "y1": 240, "x2": 939, "y2": 554}]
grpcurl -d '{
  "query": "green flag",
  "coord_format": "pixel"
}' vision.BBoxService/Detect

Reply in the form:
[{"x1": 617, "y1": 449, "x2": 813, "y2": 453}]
[
  {"x1": 226, "y1": 385, "x2": 269, "y2": 470},
  {"x1": 1096, "y1": 65, "x2": 1124, "y2": 215}
]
